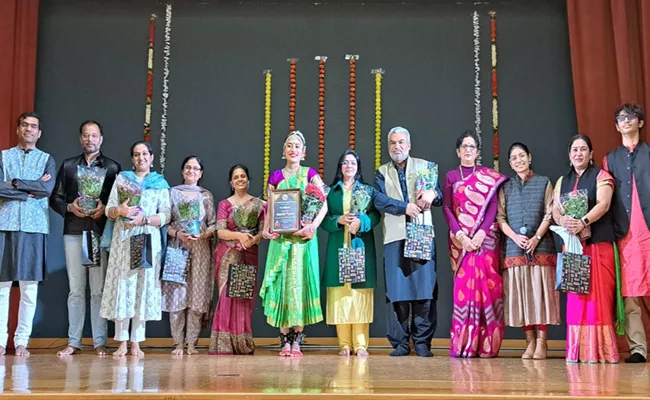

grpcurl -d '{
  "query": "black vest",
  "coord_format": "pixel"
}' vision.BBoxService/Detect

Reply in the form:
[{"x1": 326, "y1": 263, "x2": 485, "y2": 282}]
[
  {"x1": 605, "y1": 142, "x2": 650, "y2": 238},
  {"x1": 502, "y1": 174, "x2": 556, "y2": 259},
  {"x1": 560, "y1": 166, "x2": 615, "y2": 245}
]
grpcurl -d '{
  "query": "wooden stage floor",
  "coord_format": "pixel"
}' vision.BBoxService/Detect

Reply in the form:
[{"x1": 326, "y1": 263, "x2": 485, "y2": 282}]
[{"x1": 0, "y1": 348, "x2": 649, "y2": 399}]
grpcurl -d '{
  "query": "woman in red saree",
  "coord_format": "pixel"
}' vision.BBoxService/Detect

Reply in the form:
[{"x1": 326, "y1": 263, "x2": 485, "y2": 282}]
[
  {"x1": 552, "y1": 134, "x2": 619, "y2": 363},
  {"x1": 208, "y1": 164, "x2": 265, "y2": 355},
  {"x1": 443, "y1": 130, "x2": 508, "y2": 358}
]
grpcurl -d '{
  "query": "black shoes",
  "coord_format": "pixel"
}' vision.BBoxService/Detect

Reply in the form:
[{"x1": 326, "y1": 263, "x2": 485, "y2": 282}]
[{"x1": 625, "y1": 353, "x2": 647, "y2": 363}]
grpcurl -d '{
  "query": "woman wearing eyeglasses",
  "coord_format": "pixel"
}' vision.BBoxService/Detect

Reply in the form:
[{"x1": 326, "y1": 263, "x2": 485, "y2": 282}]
[
  {"x1": 163, "y1": 156, "x2": 217, "y2": 355},
  {"x1": 443, "y1": 130, "x2": 508, "y2": 358}
]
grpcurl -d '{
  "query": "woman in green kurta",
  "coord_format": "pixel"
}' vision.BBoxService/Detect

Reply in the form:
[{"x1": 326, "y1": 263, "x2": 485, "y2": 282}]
[
  {"x1": 260, "y1": 131, "x2": 328, "y2": 357},
  {"x1": 321, "y1": 150, "x2": 380, "y2": 356}
]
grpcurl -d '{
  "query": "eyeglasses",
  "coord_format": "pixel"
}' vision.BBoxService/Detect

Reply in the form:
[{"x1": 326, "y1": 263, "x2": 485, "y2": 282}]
[
  {"x1": 460, "y1": 144, "x2": 477, "y2": 151},
  {"x1": 184, "y1": 166, "x2": 202, "y2": 172},
  {"x1": 342, "y1": 160, "x2": 357, "y2": 166},
  {"x1": 616, "y1": 113, "x2": 638, "y2": 122},
  {"x1": 20, "y1": 122, "x2": 39, "y2": 130}
]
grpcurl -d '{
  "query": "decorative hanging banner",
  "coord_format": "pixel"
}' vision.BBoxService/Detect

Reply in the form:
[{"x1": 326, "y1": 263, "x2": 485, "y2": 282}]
[
  {"x1": 262, "y1": 69, "x2": 272, "y2": 199},
  {"x1": 287, "y1": 58, "x2": 298, "y2": 132},
  {"x1": 346, "y1": 55, "x2": 359, "y2": 150},
  {"x1": 472, "y1": 11, "x2": 482, "y2": 165},
  {"x1": 490, "y1": 11, "x2": 499, "y2": 171},
  {"x1": 159, "y1": 4, "x2": 172, "y2": 174},
  {"x1": 143, "y1": 14, "x2": 157, "y2": 143},
  {"x1": 315, "y1": 56, "x2": 327, "y2": 179},
  {"x1": 372, "y1": 68, "x2": 385, "y2": 171}
]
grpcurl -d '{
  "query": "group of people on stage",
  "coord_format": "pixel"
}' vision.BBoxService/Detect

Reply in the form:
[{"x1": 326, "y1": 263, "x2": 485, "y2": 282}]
[{"x1": 0, "y1": 103, "x2": 648, "y2": 365}]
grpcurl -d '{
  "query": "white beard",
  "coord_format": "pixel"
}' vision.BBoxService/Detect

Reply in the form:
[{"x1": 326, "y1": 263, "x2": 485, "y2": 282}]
[{"x1": 390, "y1": 152, "x2": 409, "y2": 164}]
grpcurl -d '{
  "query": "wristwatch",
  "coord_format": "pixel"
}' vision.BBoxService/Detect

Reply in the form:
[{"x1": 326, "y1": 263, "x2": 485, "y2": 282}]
[
  {"x1": 581, "y1": 217, "x2": 590, "y2": 226},
  {"x1": 144, "y1": 216, "x2": 151, "y2": 225},
  {"x1": 535, "y1": 235, "x2": 542, "y2": 241}
]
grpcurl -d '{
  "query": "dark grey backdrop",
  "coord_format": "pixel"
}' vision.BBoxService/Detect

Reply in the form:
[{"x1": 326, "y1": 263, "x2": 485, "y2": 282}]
[{"x1": 33, "y1": 0, "x2": 575, "y2": 341}]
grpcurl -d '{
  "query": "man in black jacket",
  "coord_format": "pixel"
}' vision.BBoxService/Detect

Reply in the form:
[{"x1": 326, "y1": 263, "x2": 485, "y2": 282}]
[
  {"x1": 51, "y1": 120, "x2": 120, "y2": 356},
  {"x1": 604, "y1": 104, "x2": 649, "y2": 364}
]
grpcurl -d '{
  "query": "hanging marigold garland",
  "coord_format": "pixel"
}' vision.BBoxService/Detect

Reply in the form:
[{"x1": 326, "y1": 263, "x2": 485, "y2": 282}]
[
  {"x1": 143, "y1": 14, "x2": 156, "y2": 142},
  {"x1": 159, "y1": 4, "x2": 172, "y2": 174},
  {"x1": 372, "y1": 68, "x2": 384, "y2": 170},
  {"x1": 472, "y1": 11, "x2": 482, "y2": 165},
  {"x1": 490, "y1": 11, "x2": 499, "y2": 171},
  {"x1": 346, "y1": 55, "x2": 359, "y2": 149},
  {"x1": 315, "y1": 56, "x2": 327, "y2": 178},
  {"x1": 288, "y1": 59, "x2": 298, "y2": 132},
  {"x1": 262, "y1": 69, "x2": 272, "y2": 199}
]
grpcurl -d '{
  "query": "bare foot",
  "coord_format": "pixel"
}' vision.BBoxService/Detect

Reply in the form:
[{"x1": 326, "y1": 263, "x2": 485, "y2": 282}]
[
  {"x1": 15, "y1": 346, "x2": 30, "y2": 357},
  {"x1": 171, "y1": 344, "x2": 184, "y2": 356},
  {"x1": 339, "y1": 347, "x2": 351, "y2": 357},
  {"x1": 187, "y1": 344, "x2": 199, "y2": 355},
  {"x1": 57, "y1": 346, "x2": 81, "y2": 357},
  {"x1": 113, "y1": 342, "x2": 128, "y2": 358},
  {"x1": 130, "y1": 342, "x2": 145, "y2": 358},
  {"x1": 0, "y1": 346, "x2": 5, "y2": 356},
  {"x1": 95, "y1": 346, "x2": 110, "y2": 357},
  {"x1": 356, "y1": 348, "x2": 369, "y2": 357}
]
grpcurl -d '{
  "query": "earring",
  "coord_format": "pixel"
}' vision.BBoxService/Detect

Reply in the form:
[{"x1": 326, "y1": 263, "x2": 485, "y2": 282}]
[
  {"x1": 282, "y1": 155, "x2": 286, "y2": 160},
  {"x1": 590, "y1": 159, "x2": 594, "y2": 166},
  {"x1": 301, "y1": 156, "x2": 305, "y2": 161}
]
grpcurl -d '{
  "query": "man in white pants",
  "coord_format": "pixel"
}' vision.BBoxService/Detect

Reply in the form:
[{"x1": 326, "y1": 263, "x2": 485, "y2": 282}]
[
  {"x1": 0, "y1": 112, "x2": 56, "y2": 356},
  {"x1": 51, "y1": 120, "x2": 120, "y2": 356}
]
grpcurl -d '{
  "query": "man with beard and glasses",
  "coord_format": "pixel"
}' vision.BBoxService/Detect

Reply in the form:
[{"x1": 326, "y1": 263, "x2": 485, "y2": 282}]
[
  {"x1": 51, "y1": 120, "x2": 120, "y2": 357},
  {"x1": 374, "y1": 126, "x2": 442, "y2": 357},
  {"x1": 0, "y1": 112, "x2": 56, "y2": 357},
  {"x1": 604, "y1": 104, "x2": 650, "y2": 364}
]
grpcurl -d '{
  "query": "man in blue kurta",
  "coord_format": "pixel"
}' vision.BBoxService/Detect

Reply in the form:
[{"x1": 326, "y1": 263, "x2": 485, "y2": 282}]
[
  {"x1": 0, "y1": 112, "x2": 56, "y2": 356},
  {"x1": 375, "y1": 126, "x2": 442, "y2": 357}
]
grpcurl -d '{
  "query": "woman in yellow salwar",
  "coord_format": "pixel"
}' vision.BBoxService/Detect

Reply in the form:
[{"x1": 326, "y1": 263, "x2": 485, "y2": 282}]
[{"x1": 260, "y1": 130, "x2": 328, "y2": 357}]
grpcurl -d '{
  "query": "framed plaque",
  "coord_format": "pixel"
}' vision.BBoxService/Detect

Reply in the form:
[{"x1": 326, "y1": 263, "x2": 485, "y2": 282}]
[{"x1": 269, "y1": 189, "x2": 302, "y2": 234}]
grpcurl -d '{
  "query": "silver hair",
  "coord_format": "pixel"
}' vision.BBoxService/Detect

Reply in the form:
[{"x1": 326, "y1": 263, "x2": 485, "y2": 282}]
[{"x1": 387, "y1": 126, "x2": 411, "y2": 143}]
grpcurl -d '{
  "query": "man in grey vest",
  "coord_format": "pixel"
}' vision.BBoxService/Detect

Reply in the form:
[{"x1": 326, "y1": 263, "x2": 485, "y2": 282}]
[
  {"x1": 604, "y1": 103, "x2": 650, "y2": 363},
  {"x1": 51, "y1": 120, "x2": 121, "y2": 357},
  {"x1": 375, "y1": 126, "x2": 442, "y2": 357},
  {"x1": 0, "y1": 112, "x2": 56, "y2": 356}
]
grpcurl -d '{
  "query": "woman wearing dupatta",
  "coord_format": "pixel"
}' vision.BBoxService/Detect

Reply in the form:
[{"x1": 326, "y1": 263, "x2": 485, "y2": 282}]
[
  {"x1": 101, "y1": 141, "x2": 171, "y2": 357},
  {"x1": 321, "y1": 150, "x2": 383, "y2": 357},
  {"x1": 553, "y1": 134, "x2": 620, "y2": 363},
  {"x1": 260, "y1": 130, "x2": 328, "y2": 357},
  {"x1": 443, "y1": 130, "x2": 508, "y2": 358},
  {"x1": 209, "y1": 164, "x2": 264, "y2": 355},
  {"x1": 163, "y1": 156, "x2": 217, "y2": 356}
]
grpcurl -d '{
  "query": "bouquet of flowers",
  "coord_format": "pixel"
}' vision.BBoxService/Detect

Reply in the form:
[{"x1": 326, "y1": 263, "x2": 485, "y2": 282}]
[
  {"x1": 177, "y1": 197, "x2": 202, "y2": 235},
  {"x1": 558, "y1": 189, "x2": 591, "y2": 240},
  {"x1": 350, "y1": 184, "x2": 373, "y2": 214},
  {"x1": 234, "y1": 207, "x2": 259, "y2": 235},
  {"x1": 301, "y1": 183, "x2": 327, "y2": 224},
  {"x1": 559, "y1": 189, "x2": 588, "y2": 219},
  {"x1": 77, "y1": 166, "x2": 107, "y2": 213},
  {"x1": 415, "y1": 166, "x2": 438, "y2": 192},
  {"x1": 117, "y1": 178, "x2": 142, "y2": 221}
]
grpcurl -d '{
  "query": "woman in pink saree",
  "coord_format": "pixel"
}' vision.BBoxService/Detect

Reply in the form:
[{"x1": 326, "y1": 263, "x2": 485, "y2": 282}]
[
  {"x1": 443, "y1": 130, "x2": 508, "y2": 358},
  {"x1": 208, "y1": 164, "x2": 265, "y2": 355},
  {"x1": 553, "y1": 135, "x2": 619, "y2": 363}
]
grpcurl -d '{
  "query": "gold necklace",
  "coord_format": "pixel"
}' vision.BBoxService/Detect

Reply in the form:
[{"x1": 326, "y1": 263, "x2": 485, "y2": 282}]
[
  {"x1": 282, "y1": 165, "x2": 300, "y2": 177},
  {"x1": 459, "y1": 165, "x2": 476, "y2": 180}
]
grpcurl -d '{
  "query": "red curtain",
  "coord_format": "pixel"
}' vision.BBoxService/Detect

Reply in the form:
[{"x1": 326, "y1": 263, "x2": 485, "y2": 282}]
[
  {"x1": 0, "y1": 0, "x2": 39, "y2": 349},
  {"x1": 567, "y1": 0, "x2": 650, "y2": 355},
  {"x1": 0, "y1": 0, "x2": 39, "y2": 149}
]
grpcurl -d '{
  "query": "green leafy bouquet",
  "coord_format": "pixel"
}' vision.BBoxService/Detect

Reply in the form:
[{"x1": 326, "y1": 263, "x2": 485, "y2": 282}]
[{"x1": 77, "y1": 166, "x2": 106, "y2": 213}]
